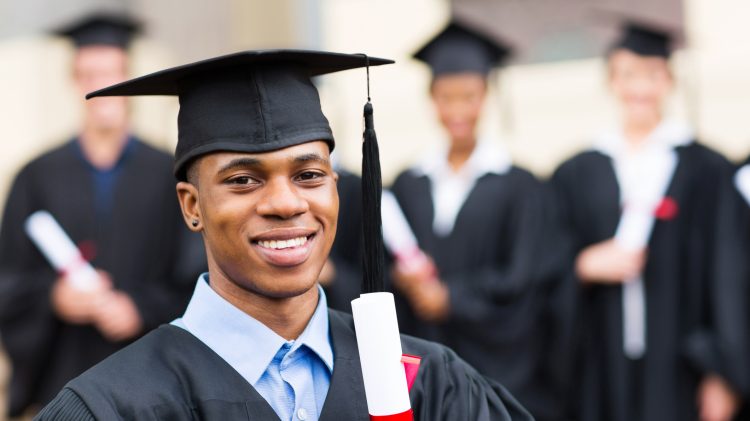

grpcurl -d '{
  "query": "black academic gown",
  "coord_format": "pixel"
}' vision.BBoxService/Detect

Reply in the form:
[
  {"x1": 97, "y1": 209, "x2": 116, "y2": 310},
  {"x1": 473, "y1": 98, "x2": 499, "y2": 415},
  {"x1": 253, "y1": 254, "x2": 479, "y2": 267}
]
[
  {"x1": 35, "y1": 309, "x2": 532, "y2": 420},
  {"x1": 727, "y1": 157, "x2": 750, "y2": 421},
  {"x1": 551, "y1": 142, "x2": 749, "y2": 421},
  {"x1": 0, "y1": 138, "x2": 205, "y2": 416},
  {"x1": 323, "y1": 170, "x2": 363, "y2": 312},
  {"x1": 390, "y1": 166, "x2": 566, "y2": 421}
]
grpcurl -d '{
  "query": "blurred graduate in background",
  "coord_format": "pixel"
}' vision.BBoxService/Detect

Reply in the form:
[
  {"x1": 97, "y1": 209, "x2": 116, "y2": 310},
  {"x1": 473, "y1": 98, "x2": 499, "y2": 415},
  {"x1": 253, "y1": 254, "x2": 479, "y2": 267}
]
[
  {"x1": 317, "y1": 159, "x2": 363, "y2": 313},
  {"x1": 385, "y1": 20, "x2": 568, "y2": 421},
  {"x1": 0, "y1": 13, "x2": 205, "y2": 417},
  {"x1": 551, "y1": 19, "x2": 748, "y2": 421}
]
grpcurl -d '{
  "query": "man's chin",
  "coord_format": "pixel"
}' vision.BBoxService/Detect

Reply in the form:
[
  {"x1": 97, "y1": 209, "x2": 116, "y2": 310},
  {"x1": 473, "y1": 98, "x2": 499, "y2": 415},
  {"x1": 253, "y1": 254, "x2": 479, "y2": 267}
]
[{"x1": 258, "y1": 280, "x2": 319, "y2": 300}]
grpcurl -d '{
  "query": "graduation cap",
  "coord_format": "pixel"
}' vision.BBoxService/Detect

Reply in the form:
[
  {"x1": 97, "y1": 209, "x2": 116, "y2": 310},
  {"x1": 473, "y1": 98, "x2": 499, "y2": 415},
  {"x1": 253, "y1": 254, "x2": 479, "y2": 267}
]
[
  {"x1": 87, "y1": 49, "x2": 412, "y2": 418},
  {"x1": 88, "y1": 48, "x2": 418, "y2": 418},
  {"x1": 608, "y1": 21, "x2": 674, "y2": 58},
  {"x1": 56, "y1": 13, "x2": 141, "y2": 49},
  {"x1": 413, "y1": 21, "x2": 512, "y2": 77},
  {"x1": 87, "y1": 49, "x2": 392, "y2": 292}
]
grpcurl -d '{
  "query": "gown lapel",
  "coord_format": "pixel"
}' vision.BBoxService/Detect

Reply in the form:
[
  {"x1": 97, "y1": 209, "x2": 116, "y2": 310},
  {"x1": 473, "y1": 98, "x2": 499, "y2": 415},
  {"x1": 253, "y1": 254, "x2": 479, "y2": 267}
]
[{"x1": 319, "y1": 310, "x2": 370, "y2": 421}]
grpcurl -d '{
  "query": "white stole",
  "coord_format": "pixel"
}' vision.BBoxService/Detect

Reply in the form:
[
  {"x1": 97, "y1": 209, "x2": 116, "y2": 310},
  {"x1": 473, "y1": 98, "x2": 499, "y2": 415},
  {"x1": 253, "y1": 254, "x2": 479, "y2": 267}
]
[
  {"x1": 594, "y1": 120, "x2": 692, "y2": 359},
  {"x1": 734, "y1": 164, "x2": 750, "y2": 207},
  {"x1": 411, "y1": 139, "x2": 511, "y2": 237}
]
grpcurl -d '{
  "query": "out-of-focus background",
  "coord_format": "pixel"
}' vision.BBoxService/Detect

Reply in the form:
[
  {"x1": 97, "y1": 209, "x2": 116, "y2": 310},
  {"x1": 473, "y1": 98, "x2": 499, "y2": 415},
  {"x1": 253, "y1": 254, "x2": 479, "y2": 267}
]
[{"x1": 1, "y1": 0, "x2": 750, "y2": 418}]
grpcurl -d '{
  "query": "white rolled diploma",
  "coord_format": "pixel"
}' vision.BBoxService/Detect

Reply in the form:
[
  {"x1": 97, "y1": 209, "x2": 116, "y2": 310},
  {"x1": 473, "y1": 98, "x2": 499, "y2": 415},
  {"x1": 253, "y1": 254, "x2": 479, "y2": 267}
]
[
  {"x1": 351, "y1": 292, "x2": 412, "y2": 418},
  {"x1": 24, "y1": 210, "x2": 99, "y2": 290},
  {"x1": 381, "y1": 190, "x2": 418, "y2": 257}
]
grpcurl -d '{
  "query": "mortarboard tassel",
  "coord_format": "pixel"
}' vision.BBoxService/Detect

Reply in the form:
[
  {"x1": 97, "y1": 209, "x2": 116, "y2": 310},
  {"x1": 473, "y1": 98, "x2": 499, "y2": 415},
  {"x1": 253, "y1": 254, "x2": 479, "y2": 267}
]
[
  {"x1": 361, "y1": 53, "x2": 385, "y2": 294},
  {"x1": 352, "y1": 55, "x2": 414, "y2": 421},
  {"x1": 361, "y1": 99, "x2": 385, "y2": 294}
]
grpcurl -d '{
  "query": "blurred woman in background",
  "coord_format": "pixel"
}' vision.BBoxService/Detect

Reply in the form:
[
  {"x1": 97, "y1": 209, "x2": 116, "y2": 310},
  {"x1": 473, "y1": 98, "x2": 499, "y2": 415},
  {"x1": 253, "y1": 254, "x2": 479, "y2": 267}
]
[{"x1": 551, "y1": 20, "x2": 747, "y2": 421}]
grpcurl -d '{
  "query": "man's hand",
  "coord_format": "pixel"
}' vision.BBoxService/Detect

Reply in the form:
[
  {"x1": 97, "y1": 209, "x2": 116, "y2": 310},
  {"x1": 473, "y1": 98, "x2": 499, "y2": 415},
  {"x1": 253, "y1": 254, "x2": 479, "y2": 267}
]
[
  {"x1": 697, "y1": 374, "x2": 740, "y2": 421},
  {"x1": 51, "y1": 270, "x2": 111, "y2": 324},
  {"x1": 93, "y1": 291, "x2": 143, "y2": 342},
  {"x1": 575, "y1": 239, "x2": 647, "y2": 284}
]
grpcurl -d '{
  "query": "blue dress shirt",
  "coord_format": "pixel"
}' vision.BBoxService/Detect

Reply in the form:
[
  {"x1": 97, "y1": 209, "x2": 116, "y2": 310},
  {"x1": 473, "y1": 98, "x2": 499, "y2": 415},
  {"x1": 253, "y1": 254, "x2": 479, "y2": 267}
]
[{"x1": 172, "y1": 274, "x2": 334, "y2": 421}]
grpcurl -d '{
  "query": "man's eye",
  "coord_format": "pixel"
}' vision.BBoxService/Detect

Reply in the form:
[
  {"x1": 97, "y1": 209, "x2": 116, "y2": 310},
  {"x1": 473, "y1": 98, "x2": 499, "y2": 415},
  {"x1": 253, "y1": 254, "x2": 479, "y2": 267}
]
[
  {"x1": 297, "y1": 171, "x2": 323, "y2": 181},
  {"x1": 227, "y1": 176, "x2": 254, "y2": 185}
]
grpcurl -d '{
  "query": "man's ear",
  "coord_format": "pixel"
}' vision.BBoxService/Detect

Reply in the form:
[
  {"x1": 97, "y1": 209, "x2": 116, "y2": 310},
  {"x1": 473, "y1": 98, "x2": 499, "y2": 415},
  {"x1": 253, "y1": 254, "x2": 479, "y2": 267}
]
[{"x1": 176, "y1": 181, "x2": 202, "y2": 232}]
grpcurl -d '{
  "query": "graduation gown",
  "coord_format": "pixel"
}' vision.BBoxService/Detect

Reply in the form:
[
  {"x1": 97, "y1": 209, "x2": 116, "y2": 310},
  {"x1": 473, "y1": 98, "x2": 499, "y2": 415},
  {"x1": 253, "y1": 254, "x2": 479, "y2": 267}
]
[
  {"x1": 323, "y1": 170, "x2": 363, "y2": 312},
  {"x1": 390, "y1": 166, "x2": 566, "y2": 420},
  {"x1": 0, "y1": 138, "x2": 205, "y2": 416},
  {"x1": 35, "y1": 309, "x2": 532, "y2": 420},
  {"x1": 551, "y1": 142, "x2": 748, "y2": 421}
]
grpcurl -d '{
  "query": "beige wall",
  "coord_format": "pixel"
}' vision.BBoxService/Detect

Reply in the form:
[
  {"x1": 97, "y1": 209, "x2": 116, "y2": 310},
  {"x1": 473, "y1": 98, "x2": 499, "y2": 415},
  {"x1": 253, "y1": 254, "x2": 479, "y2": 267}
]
[{"x1": 318, "y1": 0, "x2": 750, "y2": 183}]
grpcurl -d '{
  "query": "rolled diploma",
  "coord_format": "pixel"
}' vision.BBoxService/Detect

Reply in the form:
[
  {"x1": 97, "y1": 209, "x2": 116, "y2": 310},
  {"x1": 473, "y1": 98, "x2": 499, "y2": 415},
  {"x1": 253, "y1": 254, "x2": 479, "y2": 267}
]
[
  {"x1": 24, "y1": 210, "x2": 99, "y2": 290},
  {"x1": 351, "y1": 292, "x2": 412, "y2": 418},
  {"x1": 381, "y1": 190, "x2": 418, "y2": 258},
  {"x1": 381, "y1": 190, "x2": 432, "y2": 278}
]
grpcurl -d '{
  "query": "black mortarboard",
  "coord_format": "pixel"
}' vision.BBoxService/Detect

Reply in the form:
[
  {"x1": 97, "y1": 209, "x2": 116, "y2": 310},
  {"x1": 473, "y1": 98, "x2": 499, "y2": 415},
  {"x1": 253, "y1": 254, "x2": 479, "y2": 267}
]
[
  {"x1": 57, "y1": 13, "x2": 140, "y2": 49},
  {"x1": 609, "y1": 22, "x2": 673, "y2": 58},
  {"x1": 413, "y1": 21, "x2": 512, "y2": 77},
  {"x1": 88, "y1": 49, "x2": 393, "y2": 293}
]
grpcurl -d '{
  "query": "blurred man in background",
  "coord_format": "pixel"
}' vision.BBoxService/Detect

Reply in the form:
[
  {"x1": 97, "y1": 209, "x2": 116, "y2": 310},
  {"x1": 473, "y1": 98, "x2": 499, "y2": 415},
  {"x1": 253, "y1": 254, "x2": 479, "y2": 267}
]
[
  {"x1": 387, "y1": 20, "x2": 567, "y2": 421},
  {"x1": 551, "y1": 19, "x2": 747, "y2": 421},
  {"x1": 0, "y1": 13, "x2": 204, "y2": 418}
]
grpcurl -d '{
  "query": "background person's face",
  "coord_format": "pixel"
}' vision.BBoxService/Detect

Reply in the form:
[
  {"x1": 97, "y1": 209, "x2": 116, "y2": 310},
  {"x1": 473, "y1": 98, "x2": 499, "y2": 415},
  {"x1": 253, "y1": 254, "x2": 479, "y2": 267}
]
[
  {"x1": 608, "y1": 49, "x2": 674, "y2": 127},
  {"x1": 73, "y1": 45, "x2": 129, "y2": 129},
  {"x1": 430, "y1": 73, "x2": 487, "y2": 146},
  {"x1": 191, "y1": 141, "x2": 338, "y2": 299}
]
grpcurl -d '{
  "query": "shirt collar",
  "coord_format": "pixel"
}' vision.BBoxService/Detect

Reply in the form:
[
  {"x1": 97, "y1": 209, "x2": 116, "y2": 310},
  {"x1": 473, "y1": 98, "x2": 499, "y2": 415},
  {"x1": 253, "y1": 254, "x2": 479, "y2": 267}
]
[
  {"x1": 412, "y1": 137, "x2": 512, "y2": 178},
  {"x1": 180, "y1": 274, "x2": 333, "y2": 386},
  {"x1": 593, "y1": 118, "x2": 693, "y2": 158}
]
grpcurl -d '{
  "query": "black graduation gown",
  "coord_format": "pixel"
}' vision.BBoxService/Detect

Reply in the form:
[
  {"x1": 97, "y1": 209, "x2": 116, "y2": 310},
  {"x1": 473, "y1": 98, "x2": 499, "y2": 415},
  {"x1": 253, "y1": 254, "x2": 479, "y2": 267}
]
[
  {"x1": 390, "y1": 166, "x2": 566, "y2": 421},
  {"x1": 726, "y1": 157, "x2": 750, "y2": 421},
  {"x1": 34, "y1": 309, "x2": 532, "y2": 420},
  {"x1": 323, "y1": 170, "x2": 363, "y2": 312},
  {"x1": 0, "y1": 138, "x2": 205, "y2": 416},
  {"x1": 551, "y1": 142, "x2": 749, "y2": 421}
]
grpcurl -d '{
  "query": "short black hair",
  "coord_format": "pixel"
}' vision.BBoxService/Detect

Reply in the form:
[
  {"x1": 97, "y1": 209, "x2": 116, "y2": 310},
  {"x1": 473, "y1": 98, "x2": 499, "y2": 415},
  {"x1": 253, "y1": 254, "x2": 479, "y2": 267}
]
[{"x1": 184, "y1": 159, "x2": 200, "y2": 187}]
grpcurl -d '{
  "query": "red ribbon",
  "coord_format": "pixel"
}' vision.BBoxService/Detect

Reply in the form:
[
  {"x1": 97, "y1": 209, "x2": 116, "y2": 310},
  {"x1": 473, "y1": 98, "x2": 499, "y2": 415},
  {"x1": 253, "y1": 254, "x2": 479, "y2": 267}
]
[
  {"x1": 655, "y1": 196, "x2": 679, "y2": 221},
  {"x1": 401, "y1": 354, "x2": 421, "y2": 391},
  {"x1": 369, "y1": 409, "x2": 414, "y2": 421}
]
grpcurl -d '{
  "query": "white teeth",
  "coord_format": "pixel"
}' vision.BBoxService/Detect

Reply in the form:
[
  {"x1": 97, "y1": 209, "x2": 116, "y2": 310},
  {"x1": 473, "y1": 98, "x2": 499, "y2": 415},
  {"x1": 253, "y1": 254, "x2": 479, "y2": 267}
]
[{"x1": 258, "y1": 236, "x2": 309, "y2": 250}]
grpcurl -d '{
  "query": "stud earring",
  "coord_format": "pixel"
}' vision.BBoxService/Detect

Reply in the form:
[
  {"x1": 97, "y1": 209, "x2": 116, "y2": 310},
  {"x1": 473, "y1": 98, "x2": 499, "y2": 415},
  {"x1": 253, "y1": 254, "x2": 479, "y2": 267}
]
[{"x1": 191, "y1": 219, "x2": 199, "y2": 227}]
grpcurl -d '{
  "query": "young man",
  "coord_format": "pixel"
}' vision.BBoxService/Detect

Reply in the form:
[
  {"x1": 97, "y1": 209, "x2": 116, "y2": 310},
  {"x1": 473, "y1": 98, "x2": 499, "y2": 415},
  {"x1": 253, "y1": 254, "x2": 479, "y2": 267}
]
[
  {"x1": 551, "y1": 21, "x2": 746, "y2": 421},
  {"x1": 34, "y1": 50, "x2": 532, "y2": 420},
  {"x1": 387, "y1": 21, "x2": 566, "y2": 421},
  {"x1": 0, "y1": 14, "x2": 203, "y2": 417}
]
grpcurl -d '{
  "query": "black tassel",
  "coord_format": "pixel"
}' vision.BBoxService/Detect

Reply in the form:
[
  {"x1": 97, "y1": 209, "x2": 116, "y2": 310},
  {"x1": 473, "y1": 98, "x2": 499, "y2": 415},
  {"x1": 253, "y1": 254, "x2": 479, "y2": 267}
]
[{"x1": 361, "y1": 101, "x2": 385, "y2": 293}]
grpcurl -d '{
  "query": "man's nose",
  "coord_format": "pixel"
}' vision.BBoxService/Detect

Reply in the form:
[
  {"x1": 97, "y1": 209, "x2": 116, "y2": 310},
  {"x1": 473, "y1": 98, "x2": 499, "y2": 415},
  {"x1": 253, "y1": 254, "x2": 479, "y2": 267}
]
[{"x1": 256, "y1": 177, "x2": 309, "y2": 219}]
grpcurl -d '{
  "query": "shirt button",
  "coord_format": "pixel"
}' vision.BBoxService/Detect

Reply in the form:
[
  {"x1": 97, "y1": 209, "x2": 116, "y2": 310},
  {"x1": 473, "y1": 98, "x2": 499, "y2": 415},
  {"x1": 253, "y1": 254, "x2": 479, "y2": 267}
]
[{"x1": 297, "y1": 408, "x2": 308, "y2": 420}]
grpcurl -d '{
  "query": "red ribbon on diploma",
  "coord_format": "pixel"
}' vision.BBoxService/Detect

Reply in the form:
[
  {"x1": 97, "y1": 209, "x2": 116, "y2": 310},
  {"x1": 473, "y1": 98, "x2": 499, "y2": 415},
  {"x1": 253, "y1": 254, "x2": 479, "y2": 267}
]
[
  {"x1": 368, "y1": 354, "x2": 421, "y2": 421},
  {"x1": 370, "y1": 409, "x2": 414, "y2": 421},
  {"x1": 401, "y1": 354, "x2": 421, "y2": 392}
]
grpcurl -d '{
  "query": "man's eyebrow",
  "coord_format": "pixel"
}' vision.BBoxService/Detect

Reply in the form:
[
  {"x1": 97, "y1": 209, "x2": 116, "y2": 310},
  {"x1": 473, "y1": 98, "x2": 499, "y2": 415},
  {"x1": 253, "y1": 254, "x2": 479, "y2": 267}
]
[
  {"x1": 217, "y1": 157, "x2": 262, "y2": 174},
  {"x1": 292, "y1": 153, "x2": 330, "y2": 166}
]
